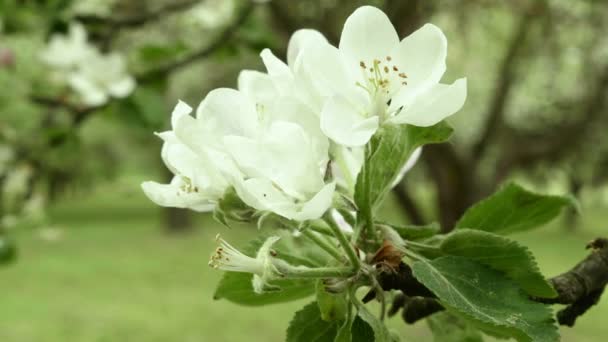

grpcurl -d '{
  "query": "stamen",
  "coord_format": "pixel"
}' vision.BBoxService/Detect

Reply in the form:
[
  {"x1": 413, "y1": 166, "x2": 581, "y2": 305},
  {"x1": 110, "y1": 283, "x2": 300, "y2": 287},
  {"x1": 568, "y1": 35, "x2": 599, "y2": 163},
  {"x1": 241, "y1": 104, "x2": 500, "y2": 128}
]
[
  {"x1": 383, "y1": 66, "x2": 389, "y2": 73},
  {"x1": 360, "y1": 61, "x2": 366, "y2": 69},
  {"x1": 386, "y1": 56, "x2": 392, "y2": 62},
  {"x1": 393, "y1": 66, "x2": 399, "y2": 72}
]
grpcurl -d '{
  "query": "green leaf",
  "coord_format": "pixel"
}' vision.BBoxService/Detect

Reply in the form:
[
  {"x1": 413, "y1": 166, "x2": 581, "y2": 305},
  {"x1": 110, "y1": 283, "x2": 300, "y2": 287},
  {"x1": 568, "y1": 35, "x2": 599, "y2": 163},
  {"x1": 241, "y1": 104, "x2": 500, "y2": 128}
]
[
  {"x1": 137, "y1": 42, "x2": 188, "y2": 66},
  {"x1": 351, "y1": 316, "x2": 376, "y2": 342},
  {"x1": 287, "y1": 301, "x2": 340, "y2": 342},
  {"x1": 411, "y1": 256, "x2": 559, "y2": 342},
  {"x1": 213, "y1": 235, "x2": 322, "y2": 306},
  {"x1": 439, "y1": 229, "x2": 557, "y2": 298},
  {"x1": 355, "y1": 123, "x2": 453, "y2": 231},
  {"x1": 427, "y1": 312, "x2": 484, "y2": 342},
  {"x1": 353, "y1": 298, "x2": 392, "y2": 342},
  {"x1": 455, "y1": 183, "x2": 576, "y2": 234},
  {"x1": 381, "y1": 222, "x2": 441, "y2": 240},
  {"x1": 316, "y1": 279, "x2": 348, "y2": 322}
]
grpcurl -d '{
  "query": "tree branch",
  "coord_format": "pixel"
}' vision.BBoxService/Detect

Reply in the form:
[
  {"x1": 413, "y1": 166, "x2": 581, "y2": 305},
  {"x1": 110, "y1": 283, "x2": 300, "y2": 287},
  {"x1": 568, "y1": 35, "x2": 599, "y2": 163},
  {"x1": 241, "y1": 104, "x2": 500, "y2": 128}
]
[
  {"x1": 381, "y1": 238, "x2": 608, "y2": 327},
  {"x1": 471, "y1": 8, "x2": 538, "y2": 163},
  {"x1": 75, "y1": 0, "x2": 202, "y2": 29},
  {"x1": 137, "y1": 1, "x2": 254, "y2": 81}
]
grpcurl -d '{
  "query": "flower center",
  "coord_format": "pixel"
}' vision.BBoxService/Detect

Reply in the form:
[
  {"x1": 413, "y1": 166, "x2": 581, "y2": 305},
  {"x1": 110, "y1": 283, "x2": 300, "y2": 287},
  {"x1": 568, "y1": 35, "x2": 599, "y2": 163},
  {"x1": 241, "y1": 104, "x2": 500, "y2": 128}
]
[
  {"x1": 208, "y1": 235, "x2": 265, "y2": 275},
  {"x1": 356, "y1": 56, "x2": 408, "y2": 120}
]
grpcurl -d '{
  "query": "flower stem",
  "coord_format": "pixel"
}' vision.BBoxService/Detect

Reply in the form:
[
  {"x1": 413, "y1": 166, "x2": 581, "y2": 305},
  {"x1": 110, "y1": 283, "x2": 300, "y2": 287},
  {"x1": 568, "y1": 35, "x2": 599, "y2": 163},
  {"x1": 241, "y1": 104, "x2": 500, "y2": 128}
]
[
  {"x1": 275, "y1": 261, "x2": 354, "y2": 279},
  {"x1": 308, "y1": 221, "x2": 338, "y2": 237},
  {"x1": 301, "y1": 229, "x2": 344, "y2": 262},
  {"x1": 324, "y1": 211, "x2": 361, "y2": 272}
]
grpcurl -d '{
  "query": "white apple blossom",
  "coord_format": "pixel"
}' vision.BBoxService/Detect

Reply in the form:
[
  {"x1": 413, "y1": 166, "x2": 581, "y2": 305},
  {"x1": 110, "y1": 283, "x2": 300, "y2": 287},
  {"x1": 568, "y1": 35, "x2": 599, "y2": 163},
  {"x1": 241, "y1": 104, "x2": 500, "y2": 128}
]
[
  {"x1": 209, "y1": 235, "x2": 282, "y2": 293},
  {"x1": 40, "y1": 23, "x2": 95, "y2": 70},
  {"x1": 68, "y1": 51, "x2": 135, "y2": 106},
  {"x1": 297, "y1": 6, "x2": 467, "y2": 147},
  {"x1": 171, "y1": 88, "x2": 336, "y2": 221},
  {"x1": 40, "y1": 22, "x2": 135, "y2": 106},
  {"x1": 141, "y1": 101, "x2": 229, "y2": 212}
]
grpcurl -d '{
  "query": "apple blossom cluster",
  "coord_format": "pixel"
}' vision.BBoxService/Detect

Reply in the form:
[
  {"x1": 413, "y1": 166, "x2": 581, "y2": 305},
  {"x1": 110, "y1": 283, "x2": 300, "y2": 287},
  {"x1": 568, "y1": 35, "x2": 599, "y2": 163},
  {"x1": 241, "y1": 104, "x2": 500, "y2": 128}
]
[
  {"x1": 40, "y1": 23, "x2": 135, "y2": 106},
  {"x1": 142, "y1": 6, "x2": 466, "y2": 291}
]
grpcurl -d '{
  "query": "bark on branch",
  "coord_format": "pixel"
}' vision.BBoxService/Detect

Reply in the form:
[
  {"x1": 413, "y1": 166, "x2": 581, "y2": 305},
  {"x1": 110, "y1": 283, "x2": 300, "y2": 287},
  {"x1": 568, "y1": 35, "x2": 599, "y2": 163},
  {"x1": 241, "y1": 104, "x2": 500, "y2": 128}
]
[{"x1": 75, "y1": 0, "x2": 202, "y2": 29}]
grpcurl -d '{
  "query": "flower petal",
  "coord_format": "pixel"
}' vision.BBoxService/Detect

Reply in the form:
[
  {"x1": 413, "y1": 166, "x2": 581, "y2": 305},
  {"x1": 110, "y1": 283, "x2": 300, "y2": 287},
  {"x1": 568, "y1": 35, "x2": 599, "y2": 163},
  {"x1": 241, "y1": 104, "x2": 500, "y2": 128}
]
[
  {"x1": 266, "y1": 97, "x2": 329, "y2": 165},
  {"x1": 224, "y1": 121, "x2": 325, "y2": 198},
  {"x1": 389, "y1": 23, "x2": 448, "y2": 107},
  {"x1": 170, "y1": 100, "x2": 193, "y2": 128},
  {"x1": 287, "y1": 29, "x2": 327, "y2": 66},
  {"x1": 196, "y1": 88, "x2": 259, "y2": 138},
  {"x1": 141, "y1": 179, "x2": 214, "y2": 212},
  {"x1": 107, "y1": 76, "x2": 135, "y2": 98},
  {"x1": 390, "y1": 78, "x2": 467, "y2": 126},
  {"x1": 300, "y1": 42, "x2": 353, "y2": 100},
  {"x1": 390, "y1": 147, "x2": 422, "y2": 188},
  {"x1": 292, "y1": 182, "x2": 336, "y2": 221},
  {"x1": 237, "y1": 70, "x2": 277, "y2": 105},
  {"x1": 339, "y1": 6, "x2": 399, "y2": 66},
  {"x1": 234, "y1": 178, "x2": 296, "y2": 219},
  {"x1": 320, "y1": 95, "x2": 379, "y2": 147},
  {"x1": 68, "y1": 73, "x2": 107, "y2": 106}
]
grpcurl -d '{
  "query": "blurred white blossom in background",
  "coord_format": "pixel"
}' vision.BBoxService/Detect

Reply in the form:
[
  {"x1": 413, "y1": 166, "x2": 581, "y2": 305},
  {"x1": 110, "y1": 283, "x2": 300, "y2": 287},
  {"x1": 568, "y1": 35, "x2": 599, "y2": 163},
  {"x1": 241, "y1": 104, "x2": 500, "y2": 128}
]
[{"x1": 40, "y1": 22, "x2": 135, "y2": 106}]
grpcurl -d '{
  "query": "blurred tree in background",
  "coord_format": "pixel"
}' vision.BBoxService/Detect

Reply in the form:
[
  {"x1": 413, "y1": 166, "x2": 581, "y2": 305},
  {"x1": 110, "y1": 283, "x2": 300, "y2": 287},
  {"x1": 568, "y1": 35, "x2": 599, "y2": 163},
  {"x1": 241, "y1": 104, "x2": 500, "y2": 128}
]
[{"x1": 1, "y1": 0, "x2": 607, "y2": 245}]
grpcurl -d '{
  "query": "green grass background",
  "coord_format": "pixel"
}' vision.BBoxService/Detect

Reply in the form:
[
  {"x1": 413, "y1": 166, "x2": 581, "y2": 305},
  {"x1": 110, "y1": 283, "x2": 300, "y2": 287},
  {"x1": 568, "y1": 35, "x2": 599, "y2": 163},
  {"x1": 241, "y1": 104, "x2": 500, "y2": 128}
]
[{"x1": 1, "y1": 178, "x2": 606, "y2": 341}]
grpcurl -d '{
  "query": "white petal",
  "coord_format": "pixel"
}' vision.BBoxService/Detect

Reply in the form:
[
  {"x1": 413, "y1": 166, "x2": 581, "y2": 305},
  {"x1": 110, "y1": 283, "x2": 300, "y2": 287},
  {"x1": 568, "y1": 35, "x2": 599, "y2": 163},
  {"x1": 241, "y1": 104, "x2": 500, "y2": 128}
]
[
  {"x1": 107, "y1": 76, "x2": 135, "y2": 98},
  {"x1": 224, "y1": 121, "x2": 324, "y2": 198},
  {"x1": 389, "y1": 23, "x2": 448, "y2": 107},
  {"x1": 234, "y1": 178, "x2": 296, "y2": 219},
  {"x1": 266, "y1": 97, "x2": 329, "y2": 165},
  {"x1": 173, "y1": 114, "x2": 238, "y2": 184},
  {"x1": 170, "y1": 100, "x2": 193, "y2": 128},
  {"x1": 300, "y1": 42, "x2": 353, "y2": 99},
  {"x1": 292, "y1": 182, "x2": 336, "y2": 221},
  {"x1": 339, "y1": 6, "x2": 399, "y2": 66},
  {"x1": 320, "y1": 96, "x2": 379, "y2": 147},
  {"x1": 141, "y1": 180, "x2": 214, "y2": 212},
  {"x1": 390, "y1": 78, "x2": 467, "y2": 126},
  {"x1": 237, "y1": 70, "x2": 277, "y2": 105},
  {"x1": 69, "y1": 73, "x2": 107, "y2": 106},
  {"x1": 260, "y1": 48, "x2": 291, "y2": 77},
  {"x1": 287, "y1": 29, "x2": 327, "y2": 66},
  {"x1": 196, "y1": 88, "x2": 259, "y2": 138},
  {"x1": 330, "y1": 209, "x2": 354, "y2": 233},
  {"x1": 390, "y1": 147, "x2": 422, "y2": 188}
]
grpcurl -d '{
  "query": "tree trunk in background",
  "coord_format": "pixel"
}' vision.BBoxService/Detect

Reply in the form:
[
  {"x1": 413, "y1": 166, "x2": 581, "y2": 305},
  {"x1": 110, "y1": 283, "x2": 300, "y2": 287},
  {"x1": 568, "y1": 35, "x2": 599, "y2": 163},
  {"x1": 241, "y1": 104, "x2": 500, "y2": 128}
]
[{"x1": 161, "y1": 161, "x2": 193, "y2": 233}]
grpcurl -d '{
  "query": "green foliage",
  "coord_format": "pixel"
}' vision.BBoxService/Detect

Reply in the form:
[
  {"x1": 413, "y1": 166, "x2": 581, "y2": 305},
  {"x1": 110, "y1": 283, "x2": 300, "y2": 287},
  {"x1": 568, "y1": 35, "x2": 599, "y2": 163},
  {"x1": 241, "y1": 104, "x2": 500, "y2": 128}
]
[
  {"x1": 137, "y1": 43, "x2": 189, "y2": 68},
  {"x1": 382, "y1": 222, "x2": 441, "y2": 240},
  {"x1": 411, "y1": 256, "x2": 559, "y2": 342},
  {"x1": 287, "y1": 301, "x2": 376, "y2": 342},
  {"x1": 426, "y1": 312, "x2": 484, "y2": 342},
  {"x1": 439, "y1": 229, "x2": 557, "y2": 298},
  {"x1": 455, "y1": 183, "x2": 576, "y2": 234},
  {"x1": 352, "y1": 301, "x2": 393, "y2": 342},
  {"x1": 315, "y1": 279, "x2": 348, "y2": 322},
  {"x1": 354, "y1": 122, "x2": 453, "y2": 234},
  {"x1": 286, "y1": 301, "x2": 340, "y2": 342}
]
